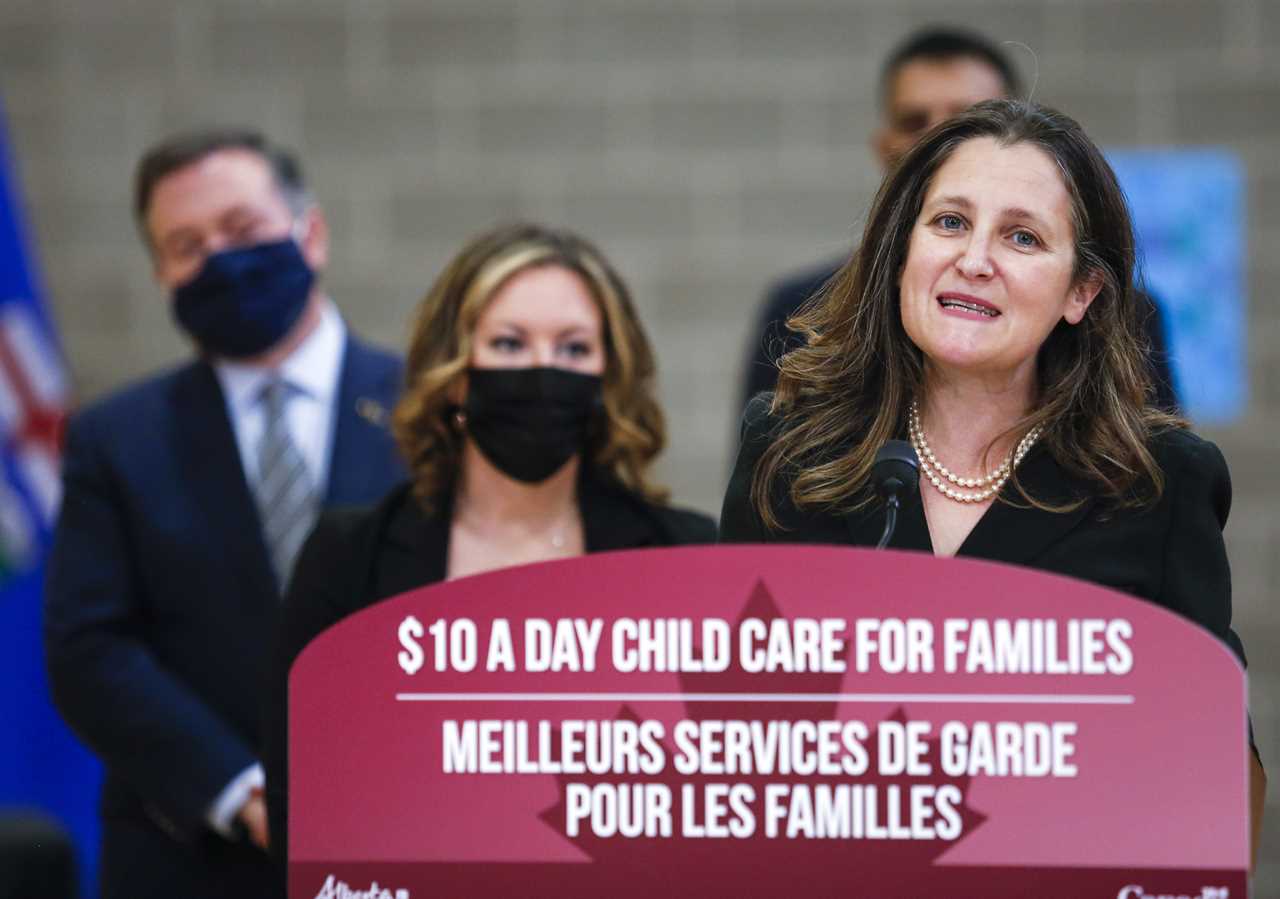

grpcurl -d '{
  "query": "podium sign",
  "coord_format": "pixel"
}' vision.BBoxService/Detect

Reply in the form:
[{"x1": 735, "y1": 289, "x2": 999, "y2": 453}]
[{"x1": 289, "y1": 546, "x2": 1248, "y2": 898}]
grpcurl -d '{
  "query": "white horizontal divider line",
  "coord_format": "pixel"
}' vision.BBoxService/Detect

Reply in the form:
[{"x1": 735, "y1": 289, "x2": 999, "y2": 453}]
[{"x1": 394, "y1": 692, "x2": 1134, "y2": 705}]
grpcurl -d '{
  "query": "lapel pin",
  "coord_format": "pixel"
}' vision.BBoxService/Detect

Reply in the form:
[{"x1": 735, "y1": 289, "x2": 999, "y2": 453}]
[{"x1": 356, "y1": 397, "x2": 388, "y2": 426}]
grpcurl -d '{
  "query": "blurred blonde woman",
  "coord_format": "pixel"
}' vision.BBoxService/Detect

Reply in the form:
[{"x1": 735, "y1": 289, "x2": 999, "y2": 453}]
[{"x1": 265, "y1": 222, "x2": 714, "y2": 864}]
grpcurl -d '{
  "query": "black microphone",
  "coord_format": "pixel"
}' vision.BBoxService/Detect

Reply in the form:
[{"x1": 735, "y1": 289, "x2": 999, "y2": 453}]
[{"x1": 872, "y1": 440, "x2": 920, "y2": 549}]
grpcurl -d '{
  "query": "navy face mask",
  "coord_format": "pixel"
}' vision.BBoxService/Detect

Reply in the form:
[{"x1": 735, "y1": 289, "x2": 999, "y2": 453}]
[
  {"x1": 463, "y1": 367, "x2": 604, "y2": 483},
  {"x1": 171, "y1": 238, "x2": 314, "y2": 359}
]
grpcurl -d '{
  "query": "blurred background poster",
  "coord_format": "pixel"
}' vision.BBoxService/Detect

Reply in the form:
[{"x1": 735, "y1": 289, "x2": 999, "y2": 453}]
[{"x1": 1109, "y1": 149, "x2": 1246, "y2": 425}]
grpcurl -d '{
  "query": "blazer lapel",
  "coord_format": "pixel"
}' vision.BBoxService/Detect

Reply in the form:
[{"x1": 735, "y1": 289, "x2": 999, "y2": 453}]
[
  {"x1": 325, "y1": 338, "x2": 399, "y2": 506},
  {"x1": 171, "y1": 362, "x2": 278, "y2": 600},
  {"x1": 579, "y1": 472, "x2": 662, "y2": 552},
  {"x1": 958, "y1": 445, "x2": 1097, "y2": 566}
]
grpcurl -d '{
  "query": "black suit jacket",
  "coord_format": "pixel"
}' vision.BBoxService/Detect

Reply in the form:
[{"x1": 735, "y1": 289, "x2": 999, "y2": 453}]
[
  {"x1": 263, "y1": 474, "x2": 716, "y2": 872},
  {"x1": 720, "y1": 395, "x2": 1245, "y2": 667},
  {"x1": 43, "y1": 337, "x2": 404, "y2": 899},
  {"x1": 741, "y1": 259, "x2": 1181, "y2": 414}
]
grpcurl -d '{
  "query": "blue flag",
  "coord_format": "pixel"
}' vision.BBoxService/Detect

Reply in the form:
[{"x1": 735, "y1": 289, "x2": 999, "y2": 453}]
[{"x1": 0, "y1": 100, "x2": 101, "y2": 897}]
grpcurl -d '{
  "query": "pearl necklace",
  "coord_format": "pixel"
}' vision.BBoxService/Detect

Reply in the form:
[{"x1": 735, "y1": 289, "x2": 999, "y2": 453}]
[{"x1": 907, "y1": 400, "x2": 1042, "y2": 504}]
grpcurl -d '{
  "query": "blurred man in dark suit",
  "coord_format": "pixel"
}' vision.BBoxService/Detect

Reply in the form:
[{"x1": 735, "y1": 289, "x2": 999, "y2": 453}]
[
  {"x1": 44, "y1": 130, "x2": 405, "y2": 899},
  {"x1": 740, "y1": 27, "x2": 1178, "y2": 412}
]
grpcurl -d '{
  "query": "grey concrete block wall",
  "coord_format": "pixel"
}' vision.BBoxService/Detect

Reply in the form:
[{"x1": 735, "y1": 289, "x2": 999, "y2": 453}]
[{"x1": 5, "y1": 0, "x2": 1280, "y2": 888}]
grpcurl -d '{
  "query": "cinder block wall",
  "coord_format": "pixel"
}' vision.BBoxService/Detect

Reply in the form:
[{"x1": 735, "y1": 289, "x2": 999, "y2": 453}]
[{"x1": 5, "y1": 0, "x2": 1279, "y2": 887}]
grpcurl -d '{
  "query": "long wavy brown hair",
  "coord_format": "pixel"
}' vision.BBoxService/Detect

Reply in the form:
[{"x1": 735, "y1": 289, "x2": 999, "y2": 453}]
[
  {"x1": 752, "y1": 100, "x2": 1181, "y2": 530},
  {"x1": 393, "y1": 223, "x2": 668, "y2": 509}
]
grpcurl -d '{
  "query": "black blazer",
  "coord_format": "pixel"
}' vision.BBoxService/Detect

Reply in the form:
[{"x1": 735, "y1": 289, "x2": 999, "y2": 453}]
[
  {"x1": 263, "y1": 473, "x2": 716, "y2": 869},
  {"x1": 740, "y1": 258, "x2": 1180, "y2": 415},
  {"x1": 720, "y1": 395, "x2": 1245, "y2": 666},
  {"x1": 44, "y1": 337, "x2": 404, "y2": 899}
]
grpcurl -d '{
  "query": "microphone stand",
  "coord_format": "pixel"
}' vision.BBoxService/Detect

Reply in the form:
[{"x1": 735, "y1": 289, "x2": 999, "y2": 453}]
[
  {"x1": 876, "y1": 494, "x2": 902, "y2": 550},
  {"x1": 872, "y1": 440, "x2": 920, "y2": 550}
]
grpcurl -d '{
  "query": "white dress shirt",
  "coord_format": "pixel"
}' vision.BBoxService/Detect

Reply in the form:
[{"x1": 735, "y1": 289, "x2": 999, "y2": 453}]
[
  {"x1": 214, "y1": 299, "x2": 346, "y2": 494},
  {"x1": 206, "y1": 298, "x2": 347, "y2": 838}
]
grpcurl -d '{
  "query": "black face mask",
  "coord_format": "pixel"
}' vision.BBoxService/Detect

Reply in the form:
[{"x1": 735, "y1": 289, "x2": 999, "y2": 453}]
[
  {"x1": 171, "y1": 238, "x2": 314, "y2": 358},
  {"x1": 463, "y1": 367, "x2": 603, "y2": 484}
]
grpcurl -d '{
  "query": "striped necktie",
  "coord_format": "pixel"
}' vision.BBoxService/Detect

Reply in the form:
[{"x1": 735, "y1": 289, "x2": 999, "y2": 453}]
[{"x1": 254, "y1": 377, "x2": 319, "y2": 593}]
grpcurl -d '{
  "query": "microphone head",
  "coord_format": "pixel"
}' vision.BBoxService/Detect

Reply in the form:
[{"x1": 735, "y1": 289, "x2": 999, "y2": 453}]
[{"x1": 873, "y1": 439, "x2": 920, "y2": 503}]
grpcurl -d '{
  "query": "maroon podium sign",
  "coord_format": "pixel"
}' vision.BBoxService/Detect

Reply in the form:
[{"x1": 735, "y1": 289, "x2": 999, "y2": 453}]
[{"x1": 288, "y1": 546, "x2": 1248, "y2": 898}]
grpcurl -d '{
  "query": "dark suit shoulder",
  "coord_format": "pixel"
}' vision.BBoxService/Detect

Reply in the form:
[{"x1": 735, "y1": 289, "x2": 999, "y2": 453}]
[
  {"x1": 741, "y1": 392, "x2": 779, "y2": 438},
  {"x1": 741, "y1": 258, "x2": 844, "y2": 404},
  {"x1": 733, "y1": 393, "x2": 786, "y2": 481},
  {"x1": 722, "y1": 394, "x2": 787, "y2": 543},
  {"x1": 304, "y1": 503, "x2": 379, "y2": 560},
  {"x1": 61, "y1": 365, "x2": 224, "y2": 490},
  {"x1": 344, "y1": 334, "x2": 402, "y2": 378},
  {"x1": 1145, "y1": 427, "x2": 1230, "y2": 524},
  {"x1": 1148, "y1": 425, "x2": 1225, "y2": 467},
  {"x1": 646, "y1": 502, "x2": 717, "y2": 545},
  {"x1": 579, "y1": 469, "x2": 714, "y2": 549},
  {"x1": 1152, "y1": 425, "x2": 1228, "y2": 496},
  {"x1": 69, "y1": 361, "x2": 199, "y2": 434},
  {"x1": 765, "y1": 259, "x2": 843, "y2": 316},
  {"x1": 721, "y1": 395, "x2": 866, "y2": 545}
]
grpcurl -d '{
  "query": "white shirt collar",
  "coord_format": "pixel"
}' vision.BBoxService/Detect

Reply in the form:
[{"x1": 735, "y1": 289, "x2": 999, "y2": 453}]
[{"x1": 214, "y1": 299, "x2": 347, "y2": 414}]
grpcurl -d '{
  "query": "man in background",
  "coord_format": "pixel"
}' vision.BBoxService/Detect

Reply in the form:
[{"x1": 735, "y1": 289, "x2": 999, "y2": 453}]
[
  {"x1": 44, "y1": 131, "x2": 405, "y2": 898},
  {"x1": 739, "y1": 27, "x2": 1178, "y2": 412}
]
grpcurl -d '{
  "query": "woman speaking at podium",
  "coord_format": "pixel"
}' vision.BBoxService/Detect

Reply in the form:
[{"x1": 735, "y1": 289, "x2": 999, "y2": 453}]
[
  {"x1": 719, "y1": 100, "x2": 1263, "y2": 851},
  {"x1": 264, "y1": 223, "x2": 715, "y2": 866}
]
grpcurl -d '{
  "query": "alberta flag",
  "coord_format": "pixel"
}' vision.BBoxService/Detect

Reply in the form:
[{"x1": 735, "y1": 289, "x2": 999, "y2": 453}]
[{"x1": 0, "y1": 102, "x2": 101, "y2": 895}]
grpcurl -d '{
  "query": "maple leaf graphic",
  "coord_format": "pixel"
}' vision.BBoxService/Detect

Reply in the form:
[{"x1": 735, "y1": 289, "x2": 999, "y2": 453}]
[{"x1": 536, "y1": 581, "x2": 986, "y2": 892}]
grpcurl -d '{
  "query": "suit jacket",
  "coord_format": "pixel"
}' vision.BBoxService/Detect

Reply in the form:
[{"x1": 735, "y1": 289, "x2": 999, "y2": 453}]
[
  {"x1": 263, "y1": 474, "x2": 717, "y2": 871},
  {"x1": 720, "y1": 395, "x2": 1245, "y2": 666},
  {"x1": 43, "y1": 336, "x2": 404, "y2": 899},
  {"x1": 740, "y1": 258, "x2": 1181, "y2": 415}
]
